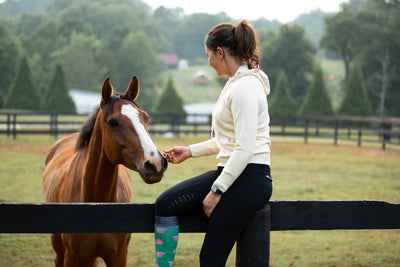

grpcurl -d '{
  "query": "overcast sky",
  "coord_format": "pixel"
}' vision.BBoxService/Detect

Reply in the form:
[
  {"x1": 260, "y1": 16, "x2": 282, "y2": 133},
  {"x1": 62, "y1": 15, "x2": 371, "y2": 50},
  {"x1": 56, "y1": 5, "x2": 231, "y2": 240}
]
[
  {"x1": 144, "y1": 0, "x2": 348, "y2": 23},
  {"x1": 0, "y1": 0, "x2": 348, "y2": 23}
]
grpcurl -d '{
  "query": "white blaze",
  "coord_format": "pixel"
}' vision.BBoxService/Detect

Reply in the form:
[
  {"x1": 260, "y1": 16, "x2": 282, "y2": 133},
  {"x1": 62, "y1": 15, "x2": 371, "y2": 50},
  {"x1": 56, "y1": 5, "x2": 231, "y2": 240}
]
[{"x1": 121, "y1": 104, "x2": 158, "y2": 159}]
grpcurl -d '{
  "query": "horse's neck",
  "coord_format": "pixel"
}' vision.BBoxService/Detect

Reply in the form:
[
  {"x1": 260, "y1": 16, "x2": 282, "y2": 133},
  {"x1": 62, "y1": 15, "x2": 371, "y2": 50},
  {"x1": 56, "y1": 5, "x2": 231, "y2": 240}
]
[{"x1": 81, "y1": 130, "x2": 119, "y2": 202}]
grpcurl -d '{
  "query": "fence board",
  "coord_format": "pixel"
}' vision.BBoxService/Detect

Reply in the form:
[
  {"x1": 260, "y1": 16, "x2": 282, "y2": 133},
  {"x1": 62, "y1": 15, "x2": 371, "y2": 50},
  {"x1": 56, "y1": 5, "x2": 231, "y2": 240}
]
[
  {"x1": 1, "y1": 201, "x2": 399, "y2": 234},
  {"x1": 269, "y1": 200, "x2": 400, "y2": 230}
]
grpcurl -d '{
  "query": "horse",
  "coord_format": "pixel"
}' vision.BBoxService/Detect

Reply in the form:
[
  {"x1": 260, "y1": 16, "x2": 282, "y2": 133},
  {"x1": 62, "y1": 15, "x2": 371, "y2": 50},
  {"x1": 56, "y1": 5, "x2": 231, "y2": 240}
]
[{"x1": 43, "y1": 76, "x2": 168, "y2": 266}]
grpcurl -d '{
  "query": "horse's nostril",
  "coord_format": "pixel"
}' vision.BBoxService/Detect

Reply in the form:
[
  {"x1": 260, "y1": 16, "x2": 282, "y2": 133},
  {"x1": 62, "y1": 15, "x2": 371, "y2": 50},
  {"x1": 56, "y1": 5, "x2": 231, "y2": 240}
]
[
  {"x1": 162, "y1": 157, "x2": 168, "y2": 170},
  {"x1": 144, "y1": 160, "x2": 157, "y2": 173}
]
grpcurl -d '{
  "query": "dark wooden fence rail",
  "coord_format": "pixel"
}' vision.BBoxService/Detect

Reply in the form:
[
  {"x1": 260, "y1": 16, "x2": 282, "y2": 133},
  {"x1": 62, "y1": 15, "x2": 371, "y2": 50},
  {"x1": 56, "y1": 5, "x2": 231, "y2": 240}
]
[
  {"x1": 1, "y1": 201, "x2": 399, "y2": 266},
  {"x1": 1, "y1": 112, "x2": 400, "y2": 149}
]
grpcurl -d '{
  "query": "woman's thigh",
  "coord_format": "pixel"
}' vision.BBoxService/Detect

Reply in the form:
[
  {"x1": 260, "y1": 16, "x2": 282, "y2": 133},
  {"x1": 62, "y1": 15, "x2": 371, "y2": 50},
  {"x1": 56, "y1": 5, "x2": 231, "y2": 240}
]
[
  {"x1": 155, "y1": 170, "x2": 219, "y2": 216},
  {"x1": 200, "y1": 165, "x2": 273, "y2": 266}
]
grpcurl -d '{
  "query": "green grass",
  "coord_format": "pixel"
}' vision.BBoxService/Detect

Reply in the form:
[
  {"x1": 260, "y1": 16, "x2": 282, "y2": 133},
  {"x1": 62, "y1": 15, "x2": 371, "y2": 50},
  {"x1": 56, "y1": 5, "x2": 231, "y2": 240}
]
[{"x1": 0, "y1": 135, "x2": 400, "y2": 266}]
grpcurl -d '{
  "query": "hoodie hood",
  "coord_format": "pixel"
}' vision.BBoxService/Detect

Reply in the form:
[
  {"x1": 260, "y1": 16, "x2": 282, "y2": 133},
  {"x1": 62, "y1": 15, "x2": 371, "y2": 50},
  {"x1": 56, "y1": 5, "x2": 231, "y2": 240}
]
[{"x1": 231, "y1": 66, "x2": 271, "y2": 96}]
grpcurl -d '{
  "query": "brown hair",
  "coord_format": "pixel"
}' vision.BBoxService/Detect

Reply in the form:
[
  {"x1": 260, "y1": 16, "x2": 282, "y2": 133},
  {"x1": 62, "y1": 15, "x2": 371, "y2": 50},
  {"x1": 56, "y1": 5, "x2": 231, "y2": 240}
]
[{"x1": 204, "y1": 19, "x2": 260, "y2": 69}]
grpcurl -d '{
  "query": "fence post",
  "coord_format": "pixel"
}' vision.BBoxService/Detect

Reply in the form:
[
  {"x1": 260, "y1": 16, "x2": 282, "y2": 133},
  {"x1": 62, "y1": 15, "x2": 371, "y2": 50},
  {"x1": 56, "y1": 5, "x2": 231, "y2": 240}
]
[
  {"x1": 304, "y1": 119, "x2": 308, "y2": 144},
  {"x1": 358, "y1": 122, "x2": 362, "y2": 147},
  {"x1": 50, "y1": 114, "x2": 58, "y2": 138},
  {"x1": 236, "y1": 204, "x2": 270, "y2": 267},
  {"x1": 12, "y1": 113, "x2": 17, "y2": 139},
  {"x1": 6, "y1": 113, "x2": 11, "y2": 137},
  {"x1": 334, "y1": 119, "x2": 338, "y2": 146}
]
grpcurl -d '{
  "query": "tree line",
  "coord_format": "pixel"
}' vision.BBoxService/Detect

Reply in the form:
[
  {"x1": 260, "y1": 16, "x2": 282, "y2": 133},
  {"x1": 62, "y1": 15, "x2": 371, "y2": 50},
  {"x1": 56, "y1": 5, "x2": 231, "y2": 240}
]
[{"x1": 0, "y1": 0, "x2": 399, "y2": 117}]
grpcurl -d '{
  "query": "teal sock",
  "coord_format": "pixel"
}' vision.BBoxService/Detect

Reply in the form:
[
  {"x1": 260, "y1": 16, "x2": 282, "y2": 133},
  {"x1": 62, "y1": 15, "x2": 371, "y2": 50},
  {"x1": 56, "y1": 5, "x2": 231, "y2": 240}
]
[{"x1": 155, "y1": 216, "x2": 179, "y2": 267}]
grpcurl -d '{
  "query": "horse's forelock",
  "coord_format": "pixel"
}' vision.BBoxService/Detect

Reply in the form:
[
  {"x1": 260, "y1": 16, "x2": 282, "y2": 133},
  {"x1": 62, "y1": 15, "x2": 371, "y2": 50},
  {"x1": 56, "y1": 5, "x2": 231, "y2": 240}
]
[{"x1": 102, "y1": 95, "x2": 119, "y2": 121}]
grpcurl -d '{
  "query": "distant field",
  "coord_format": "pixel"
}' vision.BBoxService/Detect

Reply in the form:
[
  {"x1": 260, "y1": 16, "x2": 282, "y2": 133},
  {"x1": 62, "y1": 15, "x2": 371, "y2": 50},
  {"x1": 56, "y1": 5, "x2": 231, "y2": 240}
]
[{"x1": 0, "y1": 134, "x2": 399, "y2": 266}]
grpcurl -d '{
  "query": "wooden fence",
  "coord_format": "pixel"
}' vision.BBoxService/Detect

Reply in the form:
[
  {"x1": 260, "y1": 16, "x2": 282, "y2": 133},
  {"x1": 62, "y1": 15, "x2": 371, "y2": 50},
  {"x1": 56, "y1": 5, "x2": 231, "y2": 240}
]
[
  {"x1": 1, "y1": 111, "x2": 400, "y2": 149},
  {"x1": 0, "y1": 201, "x2": 399, "y2": 266}
]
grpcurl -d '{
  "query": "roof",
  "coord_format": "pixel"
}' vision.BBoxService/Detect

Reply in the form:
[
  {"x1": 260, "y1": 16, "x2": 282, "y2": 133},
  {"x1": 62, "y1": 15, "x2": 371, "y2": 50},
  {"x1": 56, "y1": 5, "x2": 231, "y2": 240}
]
[{"x1": 158, "y1": 53, "x2": 179, "y2": 66}]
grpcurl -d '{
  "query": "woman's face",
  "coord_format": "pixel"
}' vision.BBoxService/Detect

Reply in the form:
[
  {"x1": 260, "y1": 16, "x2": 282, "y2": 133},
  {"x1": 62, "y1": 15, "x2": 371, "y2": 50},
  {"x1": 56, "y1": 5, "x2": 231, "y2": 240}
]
[{"x1": 205, "y1": 45, "x2": 226, "y2": 77}]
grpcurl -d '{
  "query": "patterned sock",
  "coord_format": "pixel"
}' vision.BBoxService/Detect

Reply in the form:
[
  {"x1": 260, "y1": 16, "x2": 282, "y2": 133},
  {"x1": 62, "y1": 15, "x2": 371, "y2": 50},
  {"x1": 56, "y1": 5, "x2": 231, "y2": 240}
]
[{"x1": 155, "y1": 216, "x2": 179, "y2": 267}]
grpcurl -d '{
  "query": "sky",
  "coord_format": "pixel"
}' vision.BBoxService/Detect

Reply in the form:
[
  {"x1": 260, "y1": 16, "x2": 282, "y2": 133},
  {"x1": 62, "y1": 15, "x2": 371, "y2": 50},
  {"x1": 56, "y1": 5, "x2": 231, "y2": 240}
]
[{"x1": 144, "y1": 0, "x2": 348, "y2": 23}]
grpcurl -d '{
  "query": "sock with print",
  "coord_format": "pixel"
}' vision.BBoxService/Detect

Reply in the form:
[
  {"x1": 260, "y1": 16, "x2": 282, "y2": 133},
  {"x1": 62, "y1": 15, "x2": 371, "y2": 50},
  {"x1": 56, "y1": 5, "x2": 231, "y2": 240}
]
[{"x1": 155, "y1": 216, "x2": 179, "y2": 267}]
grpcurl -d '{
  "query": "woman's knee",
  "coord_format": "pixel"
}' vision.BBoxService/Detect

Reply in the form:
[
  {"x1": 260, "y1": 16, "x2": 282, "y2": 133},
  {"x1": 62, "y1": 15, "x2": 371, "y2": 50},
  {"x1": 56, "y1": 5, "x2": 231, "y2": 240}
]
[{"x1": 155, "y1": 193, "x2": 173, "y2": 216}]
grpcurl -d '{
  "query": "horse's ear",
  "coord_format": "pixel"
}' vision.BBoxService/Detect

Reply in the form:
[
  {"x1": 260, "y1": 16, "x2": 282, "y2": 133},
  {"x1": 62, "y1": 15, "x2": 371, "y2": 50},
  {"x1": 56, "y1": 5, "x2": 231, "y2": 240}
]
[
  {"x1": 125, "y1": 76, "x2": 139, "y2": 101},
  {"x1": 101, "y1": 77, "x2": 113, "y2": 108}
]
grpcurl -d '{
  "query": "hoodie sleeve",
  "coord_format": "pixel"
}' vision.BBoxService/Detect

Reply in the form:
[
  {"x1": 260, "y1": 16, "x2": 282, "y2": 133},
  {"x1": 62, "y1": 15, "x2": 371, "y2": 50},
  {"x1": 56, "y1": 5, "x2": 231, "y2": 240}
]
[{"x1": 189, "y1": 137, "x2": 219, "y2": 157}]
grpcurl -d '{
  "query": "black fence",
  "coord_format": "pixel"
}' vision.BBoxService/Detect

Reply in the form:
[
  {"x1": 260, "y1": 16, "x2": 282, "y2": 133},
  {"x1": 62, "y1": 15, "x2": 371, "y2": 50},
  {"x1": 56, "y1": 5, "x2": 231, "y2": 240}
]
[
  {"x1": 0, "y1": 201, "x2": 399, "y2": 266},
  {"x1": 1, "y1": 112, "x2": 400, "y2": 149}
]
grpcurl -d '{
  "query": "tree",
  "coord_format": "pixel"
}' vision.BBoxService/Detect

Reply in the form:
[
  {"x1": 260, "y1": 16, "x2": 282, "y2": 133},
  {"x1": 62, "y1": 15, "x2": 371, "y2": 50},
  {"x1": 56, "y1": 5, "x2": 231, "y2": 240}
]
[
  {"x1": 0, "y1": 0, "x2": 53, "y2": 17},
  {"x1": 51, "y1": 32, "x2": 104, "y2": 91},
  {"x1": 0, "y1": 91, "x2": 4, "y2": 109},
  {"x1": 173, "y1": 13, "x2": 231, "y2": 61},
  {"x1": 153, "y1": 76, "x2": 186, "y2": 124},
  {"x1": 260, "y1": 24, "x2": 316, "y2": 103},
  {"x1": 114, "y1": 31, "x2": 159, "y2": 110},
  {"x1": 12, "y1": 13, "x2": 48, "y2": 37},
  {"x1": 320, "y1": 5, "x2": 360, "y2": 81},
  {"x1": 4, "y1": 56, "x2": 40, "y2": 110},
  {"x1": 41, "y1": 63, "x2": 76, "y2": 113},
  {"x1": 356, "y1": 0, "x2": 400, "y2": 116},
  {"x1": 339, "y1": 64, "x2": 372, "y2": 116},
  {"x1": 268, "y1": 71, "x2": 298, "y2": 117},
  {"x1": 0, "y1": 22, "x2": 20, "y2": 98},
  {"x1": 299, "y1": 66, "x2": 334, "y2": 116}
]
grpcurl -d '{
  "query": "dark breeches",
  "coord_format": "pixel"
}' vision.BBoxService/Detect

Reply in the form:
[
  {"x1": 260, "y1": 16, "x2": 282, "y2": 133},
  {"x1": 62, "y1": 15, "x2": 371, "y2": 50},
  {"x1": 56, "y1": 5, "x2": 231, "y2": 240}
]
[{"x1": 155, "y1": 164, "x2": 273, "y2": 267}]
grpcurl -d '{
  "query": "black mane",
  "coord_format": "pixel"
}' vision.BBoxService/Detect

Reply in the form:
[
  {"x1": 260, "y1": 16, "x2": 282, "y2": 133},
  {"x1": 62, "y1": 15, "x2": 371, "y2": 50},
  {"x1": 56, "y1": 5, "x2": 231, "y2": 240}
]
[{"x1": 75, "y1": 107, "x2": 100, "y2": 151}]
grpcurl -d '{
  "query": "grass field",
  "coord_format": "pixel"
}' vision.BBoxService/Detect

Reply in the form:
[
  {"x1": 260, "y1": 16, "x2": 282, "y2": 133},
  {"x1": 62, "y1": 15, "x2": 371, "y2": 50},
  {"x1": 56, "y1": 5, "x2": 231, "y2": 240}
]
[{"x1": 0, "y1": 134, "x2": 399, "y2": 266}]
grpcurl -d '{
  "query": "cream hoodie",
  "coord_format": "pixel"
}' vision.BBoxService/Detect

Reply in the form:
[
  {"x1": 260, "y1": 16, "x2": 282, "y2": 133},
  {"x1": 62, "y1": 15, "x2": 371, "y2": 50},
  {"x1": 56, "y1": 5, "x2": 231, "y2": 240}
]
[{"x1": 190, "y1": 65, "x2": 271, "y2": 193}]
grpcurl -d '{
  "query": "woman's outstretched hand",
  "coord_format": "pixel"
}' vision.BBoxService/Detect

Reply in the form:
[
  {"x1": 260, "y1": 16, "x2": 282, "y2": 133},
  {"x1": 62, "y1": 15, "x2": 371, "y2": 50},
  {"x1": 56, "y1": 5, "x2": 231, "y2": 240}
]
[{"x1": 163, "y1": 146, "x2": 192, "y2": 164}]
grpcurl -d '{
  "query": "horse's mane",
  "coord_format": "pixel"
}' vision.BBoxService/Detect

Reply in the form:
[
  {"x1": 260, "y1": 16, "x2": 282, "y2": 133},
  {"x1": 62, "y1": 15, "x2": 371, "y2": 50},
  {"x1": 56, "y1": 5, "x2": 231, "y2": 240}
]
[{"x1": 76, "y1": 107, "x2": 100, "y2": 151}]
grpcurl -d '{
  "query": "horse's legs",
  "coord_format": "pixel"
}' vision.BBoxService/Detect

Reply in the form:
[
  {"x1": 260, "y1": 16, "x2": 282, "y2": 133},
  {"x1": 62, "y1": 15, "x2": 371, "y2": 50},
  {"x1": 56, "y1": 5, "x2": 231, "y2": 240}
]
[
  {"x1": 63, "y1": 251, "x2": 98, "y2": 267},
  {"x1": 103, "y1": 244, "x2": 129, "y2": 267},
  {"x1": 103, "y1": 253, "x2": 128, "y2": 267},
  {"x1": 51, "y1": 233, "x2": 65, "y2": 267}
]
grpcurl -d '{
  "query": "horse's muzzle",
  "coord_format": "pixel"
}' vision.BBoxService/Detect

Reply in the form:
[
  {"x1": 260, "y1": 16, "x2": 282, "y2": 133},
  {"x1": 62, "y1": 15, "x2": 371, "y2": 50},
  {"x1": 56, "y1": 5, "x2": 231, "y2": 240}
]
[{"x1": 140, "y1": 154, "x2": 168, "y2": 183}]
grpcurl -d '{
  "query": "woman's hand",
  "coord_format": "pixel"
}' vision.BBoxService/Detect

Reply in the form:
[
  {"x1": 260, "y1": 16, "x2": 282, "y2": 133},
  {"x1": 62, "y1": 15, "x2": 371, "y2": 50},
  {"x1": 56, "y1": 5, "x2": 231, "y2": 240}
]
[
  {"x1": 203, "y1": 191, "x2": 222, "y2": 218},
  {"x1": 163, "y1": 146, "x2": 192, "y2": 164}
]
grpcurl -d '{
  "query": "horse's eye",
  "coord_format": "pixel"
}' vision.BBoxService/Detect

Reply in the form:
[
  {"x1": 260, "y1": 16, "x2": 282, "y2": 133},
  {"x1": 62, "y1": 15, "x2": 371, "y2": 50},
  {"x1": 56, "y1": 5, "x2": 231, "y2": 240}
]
[{"x1": 108, "y1": 119, "x2": 119, "y2": 128}]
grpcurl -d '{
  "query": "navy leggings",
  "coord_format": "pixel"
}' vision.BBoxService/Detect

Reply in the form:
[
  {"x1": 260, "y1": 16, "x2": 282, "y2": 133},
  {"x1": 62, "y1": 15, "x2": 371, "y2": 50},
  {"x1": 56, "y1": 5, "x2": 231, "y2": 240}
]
[{"x1": 155, "y1": 164, "x2": 273, "y2": 267}]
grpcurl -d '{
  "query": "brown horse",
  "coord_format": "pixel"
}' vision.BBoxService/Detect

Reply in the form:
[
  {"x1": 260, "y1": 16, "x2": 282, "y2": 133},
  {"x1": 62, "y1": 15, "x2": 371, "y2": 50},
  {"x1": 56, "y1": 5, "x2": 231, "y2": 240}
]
[{"x1": 43, "y1": 76, "x2": 167, "y2": 266}]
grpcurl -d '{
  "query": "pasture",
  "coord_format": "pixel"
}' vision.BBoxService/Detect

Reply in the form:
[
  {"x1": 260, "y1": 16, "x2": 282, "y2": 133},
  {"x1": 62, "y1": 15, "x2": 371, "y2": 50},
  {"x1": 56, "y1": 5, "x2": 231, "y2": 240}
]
[{"x1": 0, "y1": 134, "x2": 399, "y2": 266}]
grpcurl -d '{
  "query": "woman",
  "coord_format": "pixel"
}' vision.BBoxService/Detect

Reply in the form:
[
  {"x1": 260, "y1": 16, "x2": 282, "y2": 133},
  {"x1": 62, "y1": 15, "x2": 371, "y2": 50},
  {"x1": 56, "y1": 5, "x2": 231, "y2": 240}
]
[{"x1": 154, "y1": 19, "x2": 272, "y2": 267}]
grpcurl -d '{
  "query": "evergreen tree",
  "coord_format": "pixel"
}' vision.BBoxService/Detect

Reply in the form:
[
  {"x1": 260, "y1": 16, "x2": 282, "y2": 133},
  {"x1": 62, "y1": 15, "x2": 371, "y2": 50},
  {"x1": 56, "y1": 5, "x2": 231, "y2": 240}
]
[
  {"x1": 269, "y1": 70, "x2": 298, "y2": 117},
  {"x1": 0, "y1": 22, "x2": 19, "y2": 98},
  {"x1": 0, "y1": 92, "x2": 3, "y2": 109},
  {"x1": 299, "y1": 66, "x2": 334, "y2": 116},
  {"x1": 42, "y1": 63, "x2": 76, "y2": 113},
  {"x1": 260, "y1": 24, "x2": 316, "y2": 103},
  {"x1": 153, "y1": 77, "x2": 186, "y2": 124},
  {"x1": 339, "y1": 64, "x2": 372, "y2": 116},
  {"x1": 4, "y1": 56, "x2": 40, "y2": 110}
]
